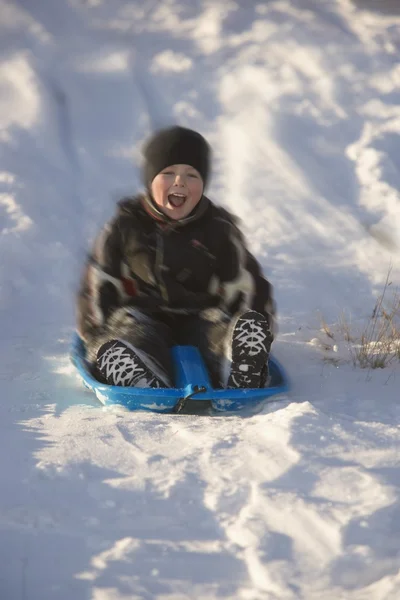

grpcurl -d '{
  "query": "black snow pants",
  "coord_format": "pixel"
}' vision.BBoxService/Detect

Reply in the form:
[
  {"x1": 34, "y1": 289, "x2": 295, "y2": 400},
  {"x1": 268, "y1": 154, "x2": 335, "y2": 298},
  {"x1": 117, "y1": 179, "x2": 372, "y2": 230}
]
[{"x1": 85, "y1": 307, "x2": 234, "y2": 387}]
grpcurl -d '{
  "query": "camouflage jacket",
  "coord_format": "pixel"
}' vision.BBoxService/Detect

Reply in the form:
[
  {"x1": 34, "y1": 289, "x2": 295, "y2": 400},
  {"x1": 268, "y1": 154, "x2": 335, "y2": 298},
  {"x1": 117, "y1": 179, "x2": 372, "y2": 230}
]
[{"x1": 77, "y1": 194, "x2": 276, "y2": 339}]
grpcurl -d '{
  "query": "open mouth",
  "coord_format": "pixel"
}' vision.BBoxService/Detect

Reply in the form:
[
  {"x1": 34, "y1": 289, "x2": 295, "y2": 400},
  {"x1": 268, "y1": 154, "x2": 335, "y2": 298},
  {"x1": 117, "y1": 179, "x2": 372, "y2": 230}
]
[{"x1": 168, "y1": 193, "x2": 187, "y2": 208}]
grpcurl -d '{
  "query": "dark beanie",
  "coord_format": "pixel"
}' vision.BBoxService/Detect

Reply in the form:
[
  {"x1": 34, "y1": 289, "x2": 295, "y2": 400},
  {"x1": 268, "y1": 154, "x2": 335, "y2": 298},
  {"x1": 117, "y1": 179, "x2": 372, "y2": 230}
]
[{"x1": 142, "y1": 126, "x2": 211, "y2": 188}]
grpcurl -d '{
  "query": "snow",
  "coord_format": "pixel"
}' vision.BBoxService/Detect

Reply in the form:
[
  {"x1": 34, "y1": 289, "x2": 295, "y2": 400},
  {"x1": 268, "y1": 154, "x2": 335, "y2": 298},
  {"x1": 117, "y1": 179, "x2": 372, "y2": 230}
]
[{"x1": 1, "y1": 0, "x2": 400, "y2": 597}]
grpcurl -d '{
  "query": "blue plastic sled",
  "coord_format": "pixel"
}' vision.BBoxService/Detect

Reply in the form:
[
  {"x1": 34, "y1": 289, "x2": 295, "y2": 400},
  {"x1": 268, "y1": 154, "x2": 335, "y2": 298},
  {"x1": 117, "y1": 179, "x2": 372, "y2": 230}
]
[{"x1": 71, "y1": 334, "x2": 289, "y2": 413}]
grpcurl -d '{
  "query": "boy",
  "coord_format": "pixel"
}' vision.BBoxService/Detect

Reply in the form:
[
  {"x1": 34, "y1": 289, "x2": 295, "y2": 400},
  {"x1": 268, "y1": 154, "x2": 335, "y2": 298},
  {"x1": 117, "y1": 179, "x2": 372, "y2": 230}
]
[{"x1": 77, "y1": 126, "x2": 275, "y2": 389}]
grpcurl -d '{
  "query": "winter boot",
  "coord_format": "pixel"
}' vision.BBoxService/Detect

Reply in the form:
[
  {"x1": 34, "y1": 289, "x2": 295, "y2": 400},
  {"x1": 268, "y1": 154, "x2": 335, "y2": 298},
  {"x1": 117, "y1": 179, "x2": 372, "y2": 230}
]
[
  {"x1": 96, "y1": 339, "x2": 170, "y2": 388},
  {"x1": 226, "y1": 311, "x2": 273, "y2": 389}
]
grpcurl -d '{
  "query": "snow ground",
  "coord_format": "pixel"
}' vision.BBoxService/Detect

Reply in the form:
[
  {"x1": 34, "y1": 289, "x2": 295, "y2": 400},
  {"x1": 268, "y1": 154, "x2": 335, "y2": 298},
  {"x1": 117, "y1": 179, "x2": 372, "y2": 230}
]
[{"x1": 1, "y1": 0, "x2": 400, "y2": 598}]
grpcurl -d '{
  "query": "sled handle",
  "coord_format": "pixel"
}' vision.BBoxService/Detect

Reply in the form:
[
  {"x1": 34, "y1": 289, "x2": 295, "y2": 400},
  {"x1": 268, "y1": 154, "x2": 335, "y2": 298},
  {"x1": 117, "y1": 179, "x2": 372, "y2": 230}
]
[
  {"x1": 172, "y1": 384, "x2": 208, "y2": 414},
  {"x1": 172, "y1": 346, "x2": 212, "y2": 388}
]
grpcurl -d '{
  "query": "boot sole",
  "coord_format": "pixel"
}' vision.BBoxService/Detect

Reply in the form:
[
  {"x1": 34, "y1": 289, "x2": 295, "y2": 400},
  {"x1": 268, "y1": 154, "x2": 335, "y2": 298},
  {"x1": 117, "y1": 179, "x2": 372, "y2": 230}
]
[
  {"x1": 97, "y1": 340, "x2": 163, "y2": 388},
  {"x1": 227, "y1": 311, "x2": 273, "y2": 389}
]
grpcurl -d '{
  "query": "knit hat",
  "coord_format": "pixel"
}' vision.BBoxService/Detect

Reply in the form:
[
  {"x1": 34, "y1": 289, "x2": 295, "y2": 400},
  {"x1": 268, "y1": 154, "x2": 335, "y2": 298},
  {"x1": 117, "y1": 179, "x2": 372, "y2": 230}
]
[{"x1": 142, "y1": 126, "x2": 211, "y2": 189}]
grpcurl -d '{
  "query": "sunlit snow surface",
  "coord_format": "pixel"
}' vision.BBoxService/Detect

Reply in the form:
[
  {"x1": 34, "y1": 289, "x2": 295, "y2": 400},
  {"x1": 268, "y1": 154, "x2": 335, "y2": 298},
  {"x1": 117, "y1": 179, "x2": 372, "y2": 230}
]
[{"x1": 1, "y1": 1, "x2": 400, "y2": 598}]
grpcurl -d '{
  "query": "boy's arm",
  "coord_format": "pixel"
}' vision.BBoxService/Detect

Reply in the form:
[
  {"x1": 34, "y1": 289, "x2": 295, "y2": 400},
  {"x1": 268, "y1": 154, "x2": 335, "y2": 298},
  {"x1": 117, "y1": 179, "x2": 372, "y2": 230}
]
[
  {"x1": 216, "y1": 222, "x2": 276, "y2": 335},
  {"x1": 77, "y1": 218, "x2": 125, "y2": 338}
]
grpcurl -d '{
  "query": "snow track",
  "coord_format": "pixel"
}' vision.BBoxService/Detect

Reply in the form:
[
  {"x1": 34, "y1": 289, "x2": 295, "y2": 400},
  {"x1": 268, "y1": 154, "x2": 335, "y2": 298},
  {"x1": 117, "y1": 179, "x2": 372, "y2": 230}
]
[{"x1": 2, "y1": 398, "x2": 399, "y2": 598}]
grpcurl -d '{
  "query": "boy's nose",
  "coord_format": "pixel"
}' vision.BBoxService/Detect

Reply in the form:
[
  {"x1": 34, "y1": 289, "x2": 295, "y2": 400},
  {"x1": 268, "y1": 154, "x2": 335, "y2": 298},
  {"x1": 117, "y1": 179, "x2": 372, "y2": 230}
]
[{"x1": 174, "y1": 174, "x2": 185, "y2": 186}]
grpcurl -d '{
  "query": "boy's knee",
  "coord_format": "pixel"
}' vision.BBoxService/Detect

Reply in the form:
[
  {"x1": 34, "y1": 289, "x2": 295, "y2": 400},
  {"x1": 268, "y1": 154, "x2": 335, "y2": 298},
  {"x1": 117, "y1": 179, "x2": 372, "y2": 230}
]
[{"x1": 199, "y1": 307, "x2": 229, "y2": 324}]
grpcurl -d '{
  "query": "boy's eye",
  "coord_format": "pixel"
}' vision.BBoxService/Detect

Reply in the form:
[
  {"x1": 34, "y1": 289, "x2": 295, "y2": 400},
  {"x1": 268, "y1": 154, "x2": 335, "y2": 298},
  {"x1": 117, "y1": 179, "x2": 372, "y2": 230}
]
[{"x1": 160, "y1": 170, "x2": 199, "y2": 178}]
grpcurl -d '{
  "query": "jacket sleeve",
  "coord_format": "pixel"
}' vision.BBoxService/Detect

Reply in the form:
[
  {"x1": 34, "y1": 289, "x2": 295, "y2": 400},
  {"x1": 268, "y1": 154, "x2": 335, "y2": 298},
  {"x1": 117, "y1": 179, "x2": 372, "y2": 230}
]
[
  {"x1": 215, "y1": 219, "x2": 276, "y2": 335},
  {"x1": 76, "y1": 218, "x2": 126, "y2": 338}
]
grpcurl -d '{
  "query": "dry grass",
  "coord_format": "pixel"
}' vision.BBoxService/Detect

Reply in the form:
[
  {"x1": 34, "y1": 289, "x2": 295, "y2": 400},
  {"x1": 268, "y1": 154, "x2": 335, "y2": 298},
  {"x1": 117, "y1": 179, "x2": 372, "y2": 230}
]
[
  {"x1": 320, "y1": 316, "x2": 335, "y2": 340},
  {"x1": 318, "y1": 267, "x2": 400, "y2": 369},
  {"x1": 340, "y1": 269, "x2": 400, "y2": 369}
]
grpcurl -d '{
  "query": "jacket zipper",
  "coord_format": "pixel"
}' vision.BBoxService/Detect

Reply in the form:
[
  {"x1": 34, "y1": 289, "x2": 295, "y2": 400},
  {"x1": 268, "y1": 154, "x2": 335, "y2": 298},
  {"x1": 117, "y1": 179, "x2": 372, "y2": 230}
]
[{"x1": 155, "y1": 230, "x2": 169, "y2": 302}]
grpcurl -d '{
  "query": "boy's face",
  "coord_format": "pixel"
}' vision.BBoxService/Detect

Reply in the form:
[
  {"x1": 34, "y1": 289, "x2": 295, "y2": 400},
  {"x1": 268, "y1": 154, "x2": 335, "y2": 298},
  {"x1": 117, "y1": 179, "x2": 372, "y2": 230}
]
[{"x1": 150, "y1": 164, "x2": 204, "y2": 220}]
